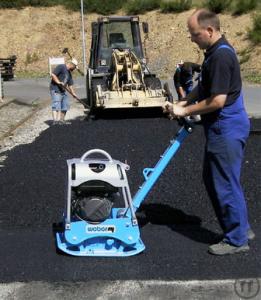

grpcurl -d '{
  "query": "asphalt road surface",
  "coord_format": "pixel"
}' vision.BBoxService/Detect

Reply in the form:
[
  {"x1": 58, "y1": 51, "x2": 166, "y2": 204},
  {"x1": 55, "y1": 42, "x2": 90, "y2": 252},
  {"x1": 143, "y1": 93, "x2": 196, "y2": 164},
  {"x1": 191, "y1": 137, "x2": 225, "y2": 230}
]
[{"x1": 0, "y1": 110, "x2": 260, "y2": 283}]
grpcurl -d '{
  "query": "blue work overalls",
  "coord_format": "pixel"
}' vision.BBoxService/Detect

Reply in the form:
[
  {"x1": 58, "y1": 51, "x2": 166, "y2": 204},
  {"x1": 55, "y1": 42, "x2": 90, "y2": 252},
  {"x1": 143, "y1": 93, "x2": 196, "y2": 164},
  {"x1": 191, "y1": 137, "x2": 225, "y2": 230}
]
[
  {"x1": 184, "y1": 81, "x2": 193, "y2": 96},
  {"x1": 199, "y1": 45, "x2": 250, "y2": 246}
]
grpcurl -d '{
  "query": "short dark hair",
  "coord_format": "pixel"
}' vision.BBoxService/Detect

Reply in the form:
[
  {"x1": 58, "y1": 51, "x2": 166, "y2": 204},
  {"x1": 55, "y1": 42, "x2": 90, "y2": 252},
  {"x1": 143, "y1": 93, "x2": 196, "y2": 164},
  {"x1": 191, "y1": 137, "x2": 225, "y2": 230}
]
[{"x1": 196, "y1": 9, "x2": 220, "y2": 31}]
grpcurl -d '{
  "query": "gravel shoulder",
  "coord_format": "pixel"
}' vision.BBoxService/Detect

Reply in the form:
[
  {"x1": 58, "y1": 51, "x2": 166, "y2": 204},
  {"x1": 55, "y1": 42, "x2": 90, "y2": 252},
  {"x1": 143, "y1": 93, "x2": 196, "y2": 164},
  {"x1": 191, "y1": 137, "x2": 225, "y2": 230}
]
[{"x1": 0, "y1": 100, "x2": 85, "y2": 163}]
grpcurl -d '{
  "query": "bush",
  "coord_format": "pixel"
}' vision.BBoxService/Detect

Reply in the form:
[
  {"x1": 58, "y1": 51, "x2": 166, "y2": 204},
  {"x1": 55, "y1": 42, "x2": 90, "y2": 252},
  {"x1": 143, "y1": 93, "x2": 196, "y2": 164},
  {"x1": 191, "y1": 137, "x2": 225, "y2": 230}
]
[
  {"x1": 244, "y1": 73, "x2": 261, "y2": 84},
  {"x1": 0, "y1": 0, "x2": 125, "y2": 13},
  {"x1": 0, "y1": 0, "x2": 23, "y2": 8},
  {"x1": 125, "y1": 0, "x2": 161, "y2": 15},
  {"x1": 248, "y1": 13, "x2": 261, "y2": 45},
  {"x1": 232, "y1": 0, "x2": 258, "y2": 16},
  {"x1": 26, "y1": 0, "x2": 52, "y2": 6},
  {"x1": 0, "y1": 0, "x2": 64, "y2": 9},
  {"x1": 238, "y1": 48, "x2": 251, "y2": 64},
  {"x1": 64, "y1": 0, "x2": 125, "y2": 14},
  {"x1": 204, "y1": 0, "x2": 231, "y2": 13},
  {"x1": 87, "y1": 0, "x2": 125, "y2": 15},
  {"x1": 160, "y1": 0, "x2": 192, "y2": 13},
  {"x1": 0, "y1": 0, "x2": 62, "y2": 9},
  {"x1": 25, "y1": 51, "x2": 39, "y2": 65}
]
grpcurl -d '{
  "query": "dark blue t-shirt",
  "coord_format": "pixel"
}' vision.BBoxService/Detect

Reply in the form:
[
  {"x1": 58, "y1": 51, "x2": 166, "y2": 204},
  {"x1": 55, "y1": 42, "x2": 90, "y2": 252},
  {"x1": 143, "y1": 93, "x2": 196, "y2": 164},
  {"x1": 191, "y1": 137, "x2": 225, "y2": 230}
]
[
  {"x1": 199, "y1": 36, "x2": 242, "y2": 105},
  {"x1": 198, "y1": 37, "x2": 242, "y2": 123},
  {"x1": 50, "y1": 64, "x2": 73, "y2": 93},
  {"x1": 174, "y1": 62, "x2": 201, "y2": 89}
]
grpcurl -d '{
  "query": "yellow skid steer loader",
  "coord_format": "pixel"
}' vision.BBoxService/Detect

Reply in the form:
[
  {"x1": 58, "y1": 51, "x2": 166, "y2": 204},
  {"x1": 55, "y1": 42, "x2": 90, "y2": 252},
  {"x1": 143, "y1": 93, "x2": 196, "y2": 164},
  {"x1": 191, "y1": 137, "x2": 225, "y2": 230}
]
[{"x1": 86, "y1": 16, "x2": 166, "y2": 113}]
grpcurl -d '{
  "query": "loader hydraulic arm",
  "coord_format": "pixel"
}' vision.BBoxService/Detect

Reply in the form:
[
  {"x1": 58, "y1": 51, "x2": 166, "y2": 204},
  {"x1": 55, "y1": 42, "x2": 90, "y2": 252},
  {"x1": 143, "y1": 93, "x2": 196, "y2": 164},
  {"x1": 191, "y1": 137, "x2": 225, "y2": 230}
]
[{"x1": 111, "y1": 49, "x2": 144, "y2": 91}]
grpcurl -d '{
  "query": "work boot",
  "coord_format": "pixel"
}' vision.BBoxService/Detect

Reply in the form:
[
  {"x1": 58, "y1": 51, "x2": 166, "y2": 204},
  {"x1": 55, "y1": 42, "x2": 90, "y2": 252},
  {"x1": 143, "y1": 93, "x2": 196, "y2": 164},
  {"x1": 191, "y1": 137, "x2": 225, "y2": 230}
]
[
  {"x1": 59, "y1": 120, "x2": 71, "y2": 125},
  {"x1": 248, "y1": 228, "x2": 255, "y2": 241},
  {"x1": 208, "y1": 240, "x2": 249, "y2": 255}
]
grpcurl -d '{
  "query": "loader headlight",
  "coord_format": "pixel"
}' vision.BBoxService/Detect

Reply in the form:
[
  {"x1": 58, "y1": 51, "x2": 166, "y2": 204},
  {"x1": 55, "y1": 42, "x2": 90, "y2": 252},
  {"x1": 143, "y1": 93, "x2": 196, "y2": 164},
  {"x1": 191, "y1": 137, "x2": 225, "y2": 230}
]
[
  {"x1": 100, "y1": 59, "x2": 107, "y2": 66},
  {"x1": 102, "y1": 17, "x2": 109, "y2": 23},
  {"x1": 131, "y1": 17, "x2": 139, "y2": 22}
]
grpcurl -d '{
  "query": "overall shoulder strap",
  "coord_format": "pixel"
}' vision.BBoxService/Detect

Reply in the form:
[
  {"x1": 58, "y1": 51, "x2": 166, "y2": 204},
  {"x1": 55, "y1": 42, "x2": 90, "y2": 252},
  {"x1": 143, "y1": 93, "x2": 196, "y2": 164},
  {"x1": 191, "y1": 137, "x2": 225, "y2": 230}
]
[
  {"x1": 204, "y1": 44, "x2": 236, "y2": 64},
  {"x1": 216, "y1": 44, "x2": 236, "y2": 53}
]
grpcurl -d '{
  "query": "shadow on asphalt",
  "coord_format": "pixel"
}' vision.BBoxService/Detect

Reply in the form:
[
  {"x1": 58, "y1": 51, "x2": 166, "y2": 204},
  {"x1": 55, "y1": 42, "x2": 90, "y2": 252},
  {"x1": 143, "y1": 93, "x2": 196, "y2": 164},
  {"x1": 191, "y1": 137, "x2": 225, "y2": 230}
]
[
  {"x1": 89, "y1": 107, "x2": 165, "y2": 120},
  {"x1": 137, "y1": 203, "x2": 222, "y2": 244}
]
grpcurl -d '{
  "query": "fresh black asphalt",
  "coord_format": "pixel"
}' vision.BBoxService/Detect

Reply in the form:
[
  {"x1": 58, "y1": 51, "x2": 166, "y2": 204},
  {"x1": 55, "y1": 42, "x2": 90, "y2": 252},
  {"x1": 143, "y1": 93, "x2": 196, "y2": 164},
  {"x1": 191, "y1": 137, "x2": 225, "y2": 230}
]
[{"x1": 0, "y1": 110, "x2": 260, "y2": 282}]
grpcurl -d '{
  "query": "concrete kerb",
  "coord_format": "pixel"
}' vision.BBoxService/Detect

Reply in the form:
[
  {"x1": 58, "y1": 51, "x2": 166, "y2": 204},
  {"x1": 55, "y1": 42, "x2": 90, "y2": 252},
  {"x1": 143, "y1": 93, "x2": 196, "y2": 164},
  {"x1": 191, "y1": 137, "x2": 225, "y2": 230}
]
[
  {"x1": 0, "y1": 279, "x2": 260, "y2": 300},
  {"x1": 0, "y1": 97, "x2": 15, "y2": 109}
]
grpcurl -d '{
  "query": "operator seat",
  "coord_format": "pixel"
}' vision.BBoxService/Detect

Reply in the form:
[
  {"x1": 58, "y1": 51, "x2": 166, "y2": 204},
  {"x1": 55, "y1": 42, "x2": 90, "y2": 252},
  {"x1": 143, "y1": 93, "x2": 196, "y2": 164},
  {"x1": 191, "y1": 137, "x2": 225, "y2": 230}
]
[{"x1": 109, "y1": 33, "x2": 126, "y2": 48}]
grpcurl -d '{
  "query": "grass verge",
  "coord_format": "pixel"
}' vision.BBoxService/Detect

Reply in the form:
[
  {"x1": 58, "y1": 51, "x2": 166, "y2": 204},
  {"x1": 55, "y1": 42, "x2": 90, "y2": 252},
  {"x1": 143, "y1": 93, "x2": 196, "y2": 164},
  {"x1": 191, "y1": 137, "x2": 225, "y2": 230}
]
[
  {"x1": 248, "y1": 13, "x2": 261, "y2": 45},
  {"x1": 15, "y1": 70, "x2": 50, "y2": 79},
  {"x1": 243, "y1": 72, "x2": 261, "y2": 84}
]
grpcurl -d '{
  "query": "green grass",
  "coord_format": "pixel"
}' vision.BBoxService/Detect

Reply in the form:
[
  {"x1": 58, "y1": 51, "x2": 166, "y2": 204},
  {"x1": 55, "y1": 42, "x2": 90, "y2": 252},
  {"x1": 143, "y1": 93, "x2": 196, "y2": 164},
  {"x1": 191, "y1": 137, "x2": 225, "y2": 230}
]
[
  {"x1": 25, "y1": 52, "x2": 40, "y2": 65},
  {"x1": 125, "y1": 0, "x2": 161, "y2": 15},
  {"x1": 232, "y1": 0, "x2": 258, "y2": 16},
  {"x1": 204, "y1": 0, "x2": 231, "y2": 13},
  {"x1": 0, "y1": 0, "x2": 57, "y2": 9},
  {"x1": 15, "y1": 69, "x2": 84, "y2": 79},
  {"x1": 243, "y1": 72, "x2": 261, "y2": 84},
  {"x1": 15, "y1": 70, "x2": 49, "y2": 79},
  {"x1": 238, "y1": 48, "x2": 252, "y2": 64},
  {"x1": 65, "y1": 0, "x2": 126, "y2": 15},
  {"x1": 248, "y1": 13, "x2": 261, "y2": 45}
]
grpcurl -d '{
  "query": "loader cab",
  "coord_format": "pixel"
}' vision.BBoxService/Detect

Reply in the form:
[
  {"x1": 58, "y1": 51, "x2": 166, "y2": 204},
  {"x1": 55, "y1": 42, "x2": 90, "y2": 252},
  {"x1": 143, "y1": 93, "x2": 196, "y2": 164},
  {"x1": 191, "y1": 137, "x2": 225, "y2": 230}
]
[{"x1": 89, "y1": 16, "x2": 145, "y2": 73}]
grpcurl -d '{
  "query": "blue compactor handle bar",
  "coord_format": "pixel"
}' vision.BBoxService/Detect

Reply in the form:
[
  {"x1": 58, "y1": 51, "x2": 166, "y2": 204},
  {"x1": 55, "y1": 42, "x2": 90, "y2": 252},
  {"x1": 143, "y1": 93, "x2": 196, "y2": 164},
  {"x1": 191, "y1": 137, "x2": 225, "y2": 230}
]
[{"x1": 131, "y1": 118, "x2": 194, "y2": 212}]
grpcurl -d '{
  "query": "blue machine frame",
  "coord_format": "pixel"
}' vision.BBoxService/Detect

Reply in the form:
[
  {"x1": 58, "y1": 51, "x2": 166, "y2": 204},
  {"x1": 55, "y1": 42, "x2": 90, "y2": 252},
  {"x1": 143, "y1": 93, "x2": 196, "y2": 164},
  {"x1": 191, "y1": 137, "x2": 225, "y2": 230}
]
[{"x1": 56, "y1": 121, "x2": 193, "y2": 256}]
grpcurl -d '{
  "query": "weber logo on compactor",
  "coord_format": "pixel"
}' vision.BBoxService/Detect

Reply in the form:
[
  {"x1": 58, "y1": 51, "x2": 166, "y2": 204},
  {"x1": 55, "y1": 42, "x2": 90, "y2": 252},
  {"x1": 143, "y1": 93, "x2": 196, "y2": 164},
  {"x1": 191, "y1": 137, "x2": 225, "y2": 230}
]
[{"x1": 86, "y1": 225, "x2": 116, "y2": 234}]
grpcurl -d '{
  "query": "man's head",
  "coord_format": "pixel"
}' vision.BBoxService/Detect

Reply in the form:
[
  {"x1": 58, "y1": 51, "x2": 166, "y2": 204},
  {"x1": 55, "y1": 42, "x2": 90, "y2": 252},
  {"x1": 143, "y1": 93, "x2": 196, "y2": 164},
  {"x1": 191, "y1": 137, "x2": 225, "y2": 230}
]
[
  {"x1": 67, "y1": 58, "x2": 78, "y2": 71},
  {"x1": 187, "y1": 9, "x2": 222, "y2": 50}
]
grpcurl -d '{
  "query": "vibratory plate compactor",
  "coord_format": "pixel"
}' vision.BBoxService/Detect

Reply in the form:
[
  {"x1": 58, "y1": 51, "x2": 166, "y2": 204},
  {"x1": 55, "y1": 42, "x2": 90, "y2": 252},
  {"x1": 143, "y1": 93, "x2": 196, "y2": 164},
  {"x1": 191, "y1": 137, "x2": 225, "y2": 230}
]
[{"x1": 56, "y1": 119, "x2": 195, "y2": 257}]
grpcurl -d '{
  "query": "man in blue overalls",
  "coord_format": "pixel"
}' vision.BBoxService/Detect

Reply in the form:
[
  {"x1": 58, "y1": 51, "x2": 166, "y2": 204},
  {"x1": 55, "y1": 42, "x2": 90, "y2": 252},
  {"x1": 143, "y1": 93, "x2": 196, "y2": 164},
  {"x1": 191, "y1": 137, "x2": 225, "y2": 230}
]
[{"x1": 164, "y1": 9, "x2": 255, "y2": 255}]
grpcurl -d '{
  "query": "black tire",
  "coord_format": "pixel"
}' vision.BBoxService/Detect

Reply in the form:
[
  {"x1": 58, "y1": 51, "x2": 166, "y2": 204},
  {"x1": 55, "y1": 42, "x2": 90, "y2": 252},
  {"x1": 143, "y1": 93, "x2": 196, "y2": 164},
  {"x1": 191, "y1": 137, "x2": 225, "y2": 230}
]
[{"x1": 144, "y1": 76, "x2": 162, "y2": 90}]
